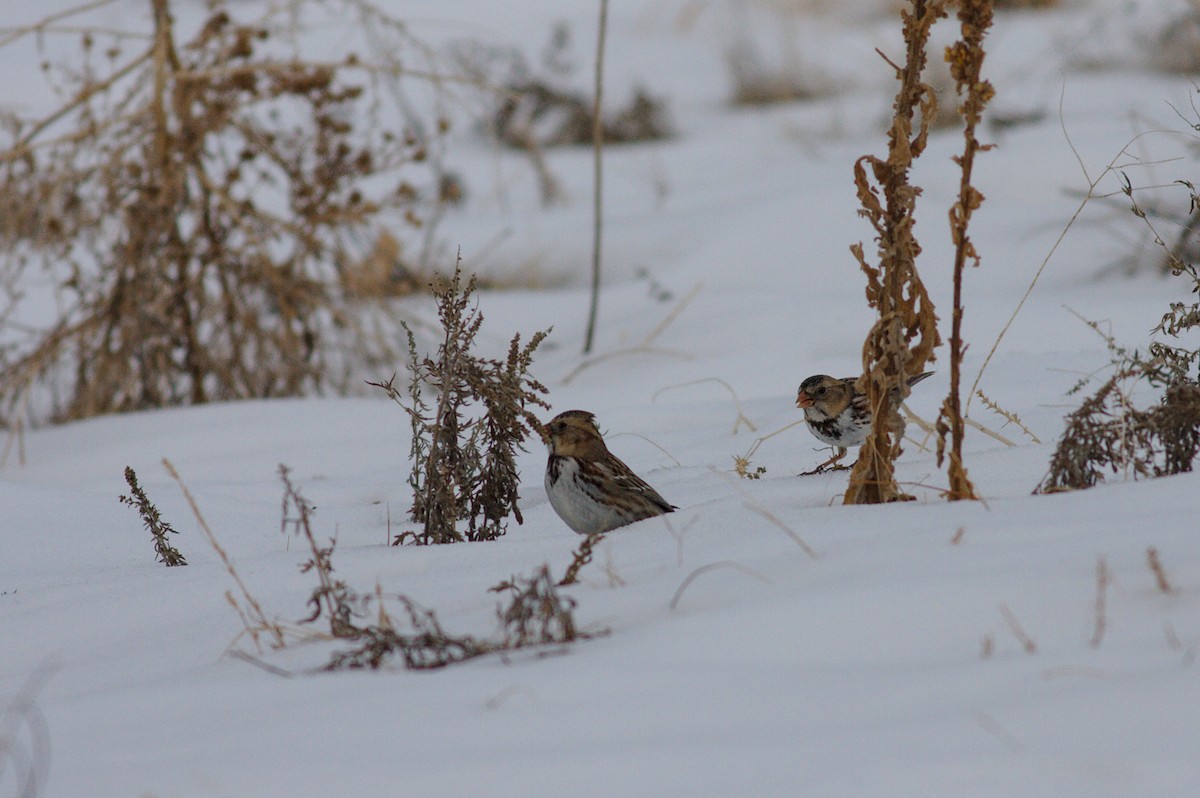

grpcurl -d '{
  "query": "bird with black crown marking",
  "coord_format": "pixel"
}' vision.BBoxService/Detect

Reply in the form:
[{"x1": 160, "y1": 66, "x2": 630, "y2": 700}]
[
  {"x1": 795, "y1": 371, "x2": 934, "y2": 475},
  {"x1": 543, "y1": 410, "x2": 676, "y2": 535}
]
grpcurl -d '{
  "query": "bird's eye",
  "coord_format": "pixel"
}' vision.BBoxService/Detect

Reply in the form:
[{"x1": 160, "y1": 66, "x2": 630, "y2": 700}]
[{"x1": 814, "y1": 386, "x2": 827, "y2": 396}]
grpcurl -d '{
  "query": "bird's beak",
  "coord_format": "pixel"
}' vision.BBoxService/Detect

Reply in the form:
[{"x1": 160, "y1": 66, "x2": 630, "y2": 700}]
[
  {"x1": 536, "y1": 420, "x2": 552, "y2": 446},
  {"x1": 796, "y1": 392, "x2": 812, "y2": 409}
]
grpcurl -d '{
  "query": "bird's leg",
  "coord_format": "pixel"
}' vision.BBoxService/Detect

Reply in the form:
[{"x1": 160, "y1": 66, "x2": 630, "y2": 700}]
[{"x1": 799, "y1": 447, "x2": 849, "y2": 476}]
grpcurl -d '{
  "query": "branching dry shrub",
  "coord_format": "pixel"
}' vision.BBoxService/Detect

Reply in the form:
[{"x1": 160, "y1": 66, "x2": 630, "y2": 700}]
[
  {"x1": 492, "y1": 564, "x2": 584, "y2": 647},
  {"x1": 326, "y1": 596, "x2": 489, "y2": 671},
  {"x1": 327, "y1": 564, "x2": 595, "y2": 671},
  {"x1": 844, "y1": 0, "x2": 946, "y2": 504},
  {"x1": 120, "y1": 465, "x2": 187, "y2": 566},
  {"x1": 0, "y1": 0, "x2": 450, "y2": 425},
  {"x1": 1036, "y1": 177, "x2": 1200, "y2": 494},
  {"x1": 1035, "y1": 368, "x2": 1200, "y2": 493},
  {"x1": 1036, "y1": 313, "x2": 1200, "y2": 496},
  {"x1": 371, "y1": 259, "x2": 550, "y2": 544}
]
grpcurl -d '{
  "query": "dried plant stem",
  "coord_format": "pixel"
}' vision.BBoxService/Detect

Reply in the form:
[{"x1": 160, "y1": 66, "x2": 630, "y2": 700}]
[
  {"x1": 563, "y1": 283, "x2": 701, "y2": 384},
  {"x1": 963, "y1": 416, "x2": 1017, "y2": 447},
  {"x1": 844, "y1": 0, "x2": 946, "y2": 504},
  {"x1": 119, "y1": 465, "x2": 187, "y2": 566},
  {"x1": 559, "y1": 532, "x2": 606, "y2": 586},
  {"x1": 998, "y1": 602, "x2": 1037, "y2": 654},
  {"x1": 163, "y1": 458, "x2": 285, "y2": 650},
  {"x1": 583, "y1": 0, "x2": 610, "y2": 355},
  {"x1": 741, "y1": 502, "x2": 818, "y2": 558},
  {"x1": 652, "y1": 377, "x2": 757, "y2": 434},
  {"x1": 730, "y1": 419, "x2": 806, "y2": 478},
  {"x1": 669, "y1": 561, "x2": 770, "y2": 611},
  {"x1": 1146, "y1": 547, "x2": 1175, "y2": 594},
  {"x1": 966, "y1": 98, "x2": 1163, "y2": 412},
  {"x1": 936, "y1": 0, "x2": 994, "y2": 502},
  {"x1": 1090, "y1": 555, "x2": 1110, "y2": 649},
  {"x1": 975, "y1": 390, "x2": 1040, "y2": 443}
]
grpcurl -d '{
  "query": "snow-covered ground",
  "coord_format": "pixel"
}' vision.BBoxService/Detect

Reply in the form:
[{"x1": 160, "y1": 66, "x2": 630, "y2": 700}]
[{"x1": 3, "y1": 1, "x2": 1199, "y2": 795}]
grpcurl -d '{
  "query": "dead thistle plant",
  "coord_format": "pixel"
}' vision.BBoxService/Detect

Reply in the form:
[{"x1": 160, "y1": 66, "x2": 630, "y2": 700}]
[{"x1": 844, "y1": 0, "x2": 946, "y2": 504}]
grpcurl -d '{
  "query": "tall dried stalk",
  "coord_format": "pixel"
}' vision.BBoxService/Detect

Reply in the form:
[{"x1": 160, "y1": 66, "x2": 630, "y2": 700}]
[
  {"x1": 935, "y1": 0, "x2": 994, "y2": 501},
  {"x1": 583, "y1": 0, "x2": 610, "y2": 355},
  {"x1": 844, "y1": 0, "x2": 946, "y2": 504}
]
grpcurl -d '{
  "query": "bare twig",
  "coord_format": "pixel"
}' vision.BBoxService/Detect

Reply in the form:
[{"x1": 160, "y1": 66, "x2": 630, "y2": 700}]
[
  {"x1": 669, "y1": 561, "x2": 771, "y2": 611},
  {"x1": 1090, "y1": 555, "x2": 1110, "y2": 649},
  {"x1": 998, "y1": 602, "x2": 1037, "y2": 654},
  {"x1": 583, "y1": 0, "x2": 610, "y2": 354},
  {"x1": 967, "y1": 98, "x2": 1180, "y2": 411},
  {"x1": 559, "y1": 532, "x2": 606, "y2": 586},
  {"x1": 1146, "y1": 547, "x2": 1176, "y2": 594},
  {"x1": 652, "y1": 377, "x2": 757, "y2": 434},
  {"x1": 974, "y1": 390, "x2": 1040, "y2": 443},
  {"x1": 730, "y1": 419, "x2": 806, "y2": 479},
  {"x1": 562, "y1": 283, "x2": 701, "y2": 384},
  {"x1": 741, "y1": 501, "x2": 818, "y2": 558},
  {"x1": 163, "y1": 458, "x2": 286, "y2": 650}
]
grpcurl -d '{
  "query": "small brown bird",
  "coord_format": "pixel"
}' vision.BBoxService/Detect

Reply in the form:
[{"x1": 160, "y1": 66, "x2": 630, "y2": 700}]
[
  {"x1": 796, "y1": 372, "x2": 934, "y2": 474},
  {"x1": 543, "y1": 410, "x2": 675, "y2": 535}
]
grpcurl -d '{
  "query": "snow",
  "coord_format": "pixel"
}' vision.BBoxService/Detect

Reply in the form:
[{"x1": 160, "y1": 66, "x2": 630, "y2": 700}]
[{"x1": 3, "y1": 0, "x2": 1200, "y2": 796}]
